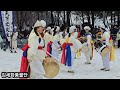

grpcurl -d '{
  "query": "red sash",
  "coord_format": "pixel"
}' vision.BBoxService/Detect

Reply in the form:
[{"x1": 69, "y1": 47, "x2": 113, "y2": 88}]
[
  {"x1": 46, "y1": 41, "x2": 53, "y2": 56},
  {"x1": 38, "y1": 46, "x2": 44, "y2": 50},
  {"x1": 20, "y1": 44, "x2": 30, "y2": 79}
]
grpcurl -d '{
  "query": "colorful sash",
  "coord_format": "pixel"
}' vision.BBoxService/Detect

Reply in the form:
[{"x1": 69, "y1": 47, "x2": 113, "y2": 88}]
[
  {"x1": 46, "y1": 41, "x2": 53, "y2": 56},
  {"x1": 109, "y1": 36, "x2": 115, "y2": 61},
  {"x1": 61, "y1": 42, "x2": 73, "y2": 66},
  {"x1": 20, "y1": 44, "x2": 30, "y2": 79}
]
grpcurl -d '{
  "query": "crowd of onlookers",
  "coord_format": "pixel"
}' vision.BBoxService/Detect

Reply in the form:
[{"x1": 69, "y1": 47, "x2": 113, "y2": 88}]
[{"x1": 0, "y1": 27, "x2": 31, "y2": 51}]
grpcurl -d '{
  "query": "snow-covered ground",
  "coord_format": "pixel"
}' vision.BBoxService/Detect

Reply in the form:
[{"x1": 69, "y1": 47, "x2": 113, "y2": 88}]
[{"x1": 0, "y1": 48, "x2": 120, "y2": 79}]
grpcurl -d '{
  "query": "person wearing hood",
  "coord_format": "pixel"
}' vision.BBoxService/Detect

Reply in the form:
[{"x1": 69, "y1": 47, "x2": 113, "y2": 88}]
[
  {"x1": 83, "y1": 26, "x2": 93, "y2": 64},
  {"x1": 10, "y1": 26, "x2": 18, "y2": 53},
  {"x1": 59, "y1": 24, "x2": 68, "y2": 39},
  {"x1": 61, "y1": 26, "x2": 79, "y2": 73},
  {"x1": 26, "y1": 20, "x2": 46, "y2": 79},
  {"x1": 73, "y1": 28, "x2": 81, "y2": 59},
  {"x1": 51, "y1": 26, "x2": 61, "y2": 59},
  {"x1": 45, "y1": 27, "x2": 54, "y2": 57},
  {"x1": 99, "y1": 24, "x2": 111, "y2": 71},
  {"x1": 44, "y1": 26, "x2": 51, "y2": 50}
]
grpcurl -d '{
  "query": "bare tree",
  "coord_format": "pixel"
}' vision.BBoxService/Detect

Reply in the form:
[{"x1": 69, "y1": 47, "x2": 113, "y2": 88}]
[
  {"x1": 117, "y1": 11, "x2": 119, "y2": 26},
  {"x1": 14, "y1": 11, "x2": 29, "y2": 32},
  {"x1": 82, "y1": 11, "x2": 84, "y2": 23},
  {"x1": 63, "y1": 11, "x2": 66, "y2": 24},
  {"x1": 57, "y1": 11, "x2": 61, "y2": 26},
  {"x1": 87, "y1": 11, "x2": 90, "y2": 24},
  {"x1": 51, "y1": 11, "x2": 54, "y2": 24},
  {"x1": 67, "y1": 11, "x2": 71, "y2": 27},
  {"x1": 91, "y1": 11, "x2": 94, "y2": 28}
]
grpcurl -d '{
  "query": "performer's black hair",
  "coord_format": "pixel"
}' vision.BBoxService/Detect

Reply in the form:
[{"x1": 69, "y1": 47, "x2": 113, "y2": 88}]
[
  {"x1": 60, "y1": 24, "x2": 67, "y2": 32},
  {"x1": 67, "y1": 27, "x2": 69, "y2": 33},
  {"x1": 68, "y1": 33, "x2": 71, "y2": 37},
  {"x1": 45, "y1": 30, "x2": 48, "y2": 33},
  {"x1": 53, "y1": 27, "x2": 57, "y2": 36},
  {"x1": 48, "y1": 31, "x2": 51, "y2": 34},
  {"x1": 102, "y1": 28, "x2": 106, "y2": 31},
  {"x1": 34, "y1": 27, "x2": 39, "y2": 36},
  {"x1": 67, "y1": 27, "x2": 71, "y2": 37}
]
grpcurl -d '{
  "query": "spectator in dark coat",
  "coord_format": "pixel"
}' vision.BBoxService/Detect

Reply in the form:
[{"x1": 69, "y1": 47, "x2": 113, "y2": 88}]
[{"x1": 110, "y1": 25, "x2": 119, "y2": 41}]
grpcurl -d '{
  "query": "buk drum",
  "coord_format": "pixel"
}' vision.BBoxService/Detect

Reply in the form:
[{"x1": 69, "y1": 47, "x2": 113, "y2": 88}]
[
  {"x1": 42, "y1": 57, "x2": 60, "y2": 78},
  {"x1": 99, "y1": 45, "x2": 110, "y2": 57}
]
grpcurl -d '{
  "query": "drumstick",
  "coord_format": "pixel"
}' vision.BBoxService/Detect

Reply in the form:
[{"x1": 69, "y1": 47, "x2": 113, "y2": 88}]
[
  {"x1": 43, "y1": 48, "x2": 58, "y2": 61},
  {"x1": 27, "y1": 63, "x2": 30, "y2": 72},
  {"x1": 43, "y1": 49, "x2": 59, "y2": 64},
  {"x1": 79, "y1": 43, "x2": 87, "y2": 51}
]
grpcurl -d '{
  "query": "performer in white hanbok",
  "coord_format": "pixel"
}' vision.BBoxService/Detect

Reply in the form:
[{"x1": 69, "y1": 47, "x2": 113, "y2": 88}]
[
  {"x1": 44, "y1": 26, "x2": 51, "y2": 50},
  {"x1": 45, "y1": 27, "x2": 54, "y2": 57},
  {"x1": 51, "y1": 26, "x2": 61, "y2": 59},
  {"x1": 99, "y1": 24, "x2": 111, "y2": 71},
  {"x1": 10, "y1": 26, "x2": 18, "y2": 53},
  {"x1": 82, "y1": 26, "x2": 92, "y2": 64},
  {"x1": 73, "y1": 29, "x2": 79, "y2": 59},
  {"x1": 27, "y1": 20, "x2": 46, "y2": 78},
  {"x1": 61, "y1": 26, "x2": 80, "y2": 73}
]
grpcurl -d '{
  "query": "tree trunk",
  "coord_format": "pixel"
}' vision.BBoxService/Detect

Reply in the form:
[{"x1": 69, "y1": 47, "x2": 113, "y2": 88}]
[
  {"x1": 57, "y1": 12, "x2": 60, "y2": 26},
  {"x1": 15, "y1": 11, "x2": 29, "y2": 32},
  {"x1": 117, "y1": 11, "x2": 119, "y2": 26},
  {"x1": 91, "y1": 11, "x2": 94, "y2": 28},
  {"x1": 63, "y1": 11, "x2": 66, "y2": 24},
  {"x1": 114, "y1": 12, "x2": 115, "y2": 25},
  {"x1": 87, "y1": 11, "x2": 90, "y2": 24},
  {"x1": 45, "y1": 11, "x2": 48, "y2": 24},
  {"x1": 82, "y1": 11, "x2": 84, "y2": 23},
  {"x1": 103, "y1": 11, "x2": 106, "y2": 26},
  {"x1": 111, "y1": 11, "x2": 113, "y2": 28},
  {"x1": 51, "y1": 11, "x2": 54, "y2": 24},
  {"x1": 67, "y1": 11, "x2": 70, "y2": 27},
  {"x1": 37, "y1": 12, "x2": 39, "y2": 20}
]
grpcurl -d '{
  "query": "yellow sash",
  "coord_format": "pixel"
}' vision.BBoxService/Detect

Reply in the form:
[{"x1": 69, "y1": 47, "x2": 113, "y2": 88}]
[
  {"x1": 76, "y1": 50, "x2": 81, "y2": 58},
  {"x1": 66, "y1": 37, "x2": 69, "y2": 43},
  {"x1": 37, "y1": 32, "x2": 42, "y2": 38},
  {"x1": 109, "y1": 39, "x2": 115, "y2": 61}
]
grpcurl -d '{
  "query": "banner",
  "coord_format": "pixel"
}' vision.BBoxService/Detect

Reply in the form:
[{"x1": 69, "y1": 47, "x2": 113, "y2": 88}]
[{"x1": 0, "y1": 11, "x2": 14, "y2": 41}]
